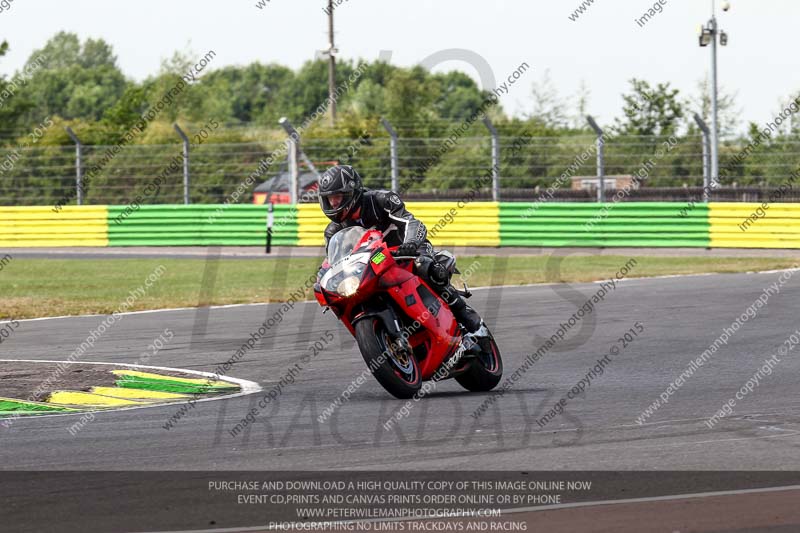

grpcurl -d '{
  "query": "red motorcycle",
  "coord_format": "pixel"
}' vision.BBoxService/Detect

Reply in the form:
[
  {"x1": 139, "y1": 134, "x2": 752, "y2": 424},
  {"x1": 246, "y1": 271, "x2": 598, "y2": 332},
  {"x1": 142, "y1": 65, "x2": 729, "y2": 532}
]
[{"x1": 314, "y1": 226, "x2": 503, "y2": 399}]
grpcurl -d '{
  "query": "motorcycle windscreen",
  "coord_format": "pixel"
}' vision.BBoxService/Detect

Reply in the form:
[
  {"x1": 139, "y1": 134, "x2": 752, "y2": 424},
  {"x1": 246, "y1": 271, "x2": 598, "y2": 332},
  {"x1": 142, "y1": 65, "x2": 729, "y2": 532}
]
[{"x1": 327, "y1": 226, "x2": 367, "y2": 264}]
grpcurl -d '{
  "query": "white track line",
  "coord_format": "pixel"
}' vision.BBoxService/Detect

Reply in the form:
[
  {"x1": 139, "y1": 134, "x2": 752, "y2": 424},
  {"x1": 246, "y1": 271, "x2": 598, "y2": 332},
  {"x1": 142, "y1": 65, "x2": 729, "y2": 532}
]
[
  {"x1": 8, "y1": 301, "x2": 284, "y2": 324},
  {"x1": 7, "y1": 267, "x2": 799, "y2": 325},
  {"x1": 134, "y1": 484, "x2": 800, "y2": 533},
  {"x1": 0, "y1": 359, "x2": 262, "y2": 421},
  {"x1": 502, "y1": 483, "x2": 800, "y2": 514},
  {"x1": 473, "y1": 266, "x2": 800, "y2": 291}
]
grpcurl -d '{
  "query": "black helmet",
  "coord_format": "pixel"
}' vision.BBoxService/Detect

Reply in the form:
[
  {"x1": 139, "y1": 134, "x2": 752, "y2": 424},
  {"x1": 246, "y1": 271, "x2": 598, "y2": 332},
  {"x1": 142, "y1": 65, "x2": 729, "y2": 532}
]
[{"x1": 318, "y1": 165, "x2": 363, "y2": 222}]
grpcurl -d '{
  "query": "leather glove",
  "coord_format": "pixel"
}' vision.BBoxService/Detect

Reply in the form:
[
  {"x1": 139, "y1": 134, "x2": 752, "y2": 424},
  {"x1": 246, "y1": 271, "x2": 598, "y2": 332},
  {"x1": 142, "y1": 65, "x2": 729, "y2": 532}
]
[
  {"x1": 395, "y1": 242, "x2": 419, "y2": 256},
  {"x1": 429, "y1": 260, "x2": 450, "y2": 285}
]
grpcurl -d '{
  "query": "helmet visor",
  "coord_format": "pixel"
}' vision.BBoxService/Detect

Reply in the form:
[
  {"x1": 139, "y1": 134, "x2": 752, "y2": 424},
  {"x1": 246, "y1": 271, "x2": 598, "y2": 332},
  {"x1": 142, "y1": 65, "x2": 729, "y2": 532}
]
[{"x1": 320, "y1": 190, "x2": 354, "y2": 217}]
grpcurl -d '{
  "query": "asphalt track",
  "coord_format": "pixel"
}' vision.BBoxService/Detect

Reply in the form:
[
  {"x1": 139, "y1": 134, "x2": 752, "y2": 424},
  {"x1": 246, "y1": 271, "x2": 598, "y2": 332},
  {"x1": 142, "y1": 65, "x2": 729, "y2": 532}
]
[{"x1": 2, "y1": 267, "x2": 800, "y2": 531}]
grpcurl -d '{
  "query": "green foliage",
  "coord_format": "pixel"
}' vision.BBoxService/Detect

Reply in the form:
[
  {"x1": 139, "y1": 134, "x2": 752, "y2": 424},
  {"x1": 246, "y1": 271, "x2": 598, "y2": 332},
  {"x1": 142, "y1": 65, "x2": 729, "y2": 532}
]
[
  {"x1": 689, "y1": 76, "x2": 739, "y2": 138},
  {"x1": 203, "y1": 63, "x2": 295, "y2": 124},
  {"x1": 0, "y1": 40, "x2": 33, "y2": 133},
  {"x1": 2, "y1": 32, "x2": 799, "y2": 206},
  {"x1": 617, "y1": 79, "x2": 684, "y2": 136},
  {"x1": 102, "y1": 85, "x2": 149, "y2": 132},
  {"x1": 431, "y1": 71, "x2": 485, "y2": 121},
  {"x1": 345, "y1": 78, "x2": 385, "y2": 117},
  {"x1": 22, "y1": 32, "x2": 129, "y2": 122},
  {"x1": 384, "y1": 66, "x2": 438, "y2": 124},
  {"x1": 529, "y1": 69, "x2": 568, "y2": 128}
]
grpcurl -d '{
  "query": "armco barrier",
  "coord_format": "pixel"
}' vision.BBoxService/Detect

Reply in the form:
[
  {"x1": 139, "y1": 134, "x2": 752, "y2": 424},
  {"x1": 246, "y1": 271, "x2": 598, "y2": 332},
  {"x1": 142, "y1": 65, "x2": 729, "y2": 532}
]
[
  {"x1": 709, "y1": 202, "x2": 800, "y2": 249},
  {"x1": 2, "y1": 202, "x2": 799, "y2": 249},
  {"x1": 107, "y1": 205, "x2": 297, "y2": 246},
  {"x1": 500, "y1": 202, "x2": 710, "y2": 247},
  {"x1": 296, "y1": 201, "x2": 501, "y2": 247},
  {"x1": 0, "y1": 206, "x2": 108, "y2": 247}
]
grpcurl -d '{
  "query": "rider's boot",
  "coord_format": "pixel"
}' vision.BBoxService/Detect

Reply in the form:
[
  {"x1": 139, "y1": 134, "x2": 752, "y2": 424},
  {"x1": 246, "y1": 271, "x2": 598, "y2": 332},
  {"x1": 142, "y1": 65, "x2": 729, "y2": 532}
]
[
  {"x1": 441, "y1": 285, "x2": 491, "y2": 353},
  {"x1": 418, "y1": 254, "x2": 489, "y2": 348},
  {"x1": 441, "y1": 285, "x2": 482, "y2": 333}
]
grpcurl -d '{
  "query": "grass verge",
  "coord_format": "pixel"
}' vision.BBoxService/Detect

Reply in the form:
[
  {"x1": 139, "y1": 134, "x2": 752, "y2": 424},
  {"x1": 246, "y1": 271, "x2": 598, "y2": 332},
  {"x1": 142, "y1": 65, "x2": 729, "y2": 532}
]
[{"x1": 1, "y1": 256, "x2": 797, "y2": 319}]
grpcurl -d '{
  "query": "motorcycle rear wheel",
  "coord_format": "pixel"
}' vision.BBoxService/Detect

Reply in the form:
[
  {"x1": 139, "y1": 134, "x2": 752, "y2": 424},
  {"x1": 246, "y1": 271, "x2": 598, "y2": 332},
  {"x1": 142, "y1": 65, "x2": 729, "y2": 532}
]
[{"x1": 355, "y1": 318, "x2": 421, "y2": 399}]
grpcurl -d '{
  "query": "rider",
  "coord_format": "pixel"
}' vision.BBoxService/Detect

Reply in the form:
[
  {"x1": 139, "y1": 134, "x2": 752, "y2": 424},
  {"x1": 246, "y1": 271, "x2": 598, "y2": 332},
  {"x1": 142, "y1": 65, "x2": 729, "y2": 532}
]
[{"x1": 317, "y1": 164, "x2": 488, "y2": 340}]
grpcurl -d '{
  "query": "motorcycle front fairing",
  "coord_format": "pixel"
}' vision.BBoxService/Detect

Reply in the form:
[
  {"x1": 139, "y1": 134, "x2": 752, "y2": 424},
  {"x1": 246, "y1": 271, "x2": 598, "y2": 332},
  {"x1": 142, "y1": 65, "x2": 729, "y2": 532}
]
[{"x1": 315, "y1": 227, "x2": 384, "y2": 335}]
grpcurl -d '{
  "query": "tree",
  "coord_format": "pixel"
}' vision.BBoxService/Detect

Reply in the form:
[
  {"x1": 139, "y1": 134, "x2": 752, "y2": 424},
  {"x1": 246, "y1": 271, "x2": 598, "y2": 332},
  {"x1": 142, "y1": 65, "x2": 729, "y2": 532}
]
[
  {"x1": 571, "y1": 79, "x2": 591, "y2": 130},
  {"x1": 27, "y1": 32, "x2": 81, "y2": 69},
  {"x1": 528, "y1": 69, "x2": 568, "y2": 128},
  {"x1": 617, "y1": 79, "x2": 684, "y2": 136},
  {"x1": 142, "y1": 49, "x2": 232, "y2": 124},
  {"x1": 431, "y1": 71, "x2": 485, "y2": 121},
  {"x1": 283, "y1": 59, "x2": 353, "y2": 125},
  {"x1": 383, "y1": 66, "x2": 437, "y2": 124},
  {"x1": 0, "y1": 41, "x2": 34, "y2": 133},
  {"x1": 788, "y1": 91, "x2": 800, "y2": 135},
  {"x1": 689, "y1": 75, "x2": 740, "y2": 138},
  {"x1": 204, "y1": 63, "x2": 295, "y2": 124},
  {"x1": 79, "y1": 38, "x2": 118, "y2": 69},
  {"x1": 102, "y1": 85, "x2": 149, "y2": 132},
  {"x1": 768, "y1": 92, "x2": 800, "y2": 136},
  {"x1": 344, "y1": 78, "x2": 385, "y2": 118},
  {"x1": 22, "y1": 32, "x2": 129, "y2": 122}
]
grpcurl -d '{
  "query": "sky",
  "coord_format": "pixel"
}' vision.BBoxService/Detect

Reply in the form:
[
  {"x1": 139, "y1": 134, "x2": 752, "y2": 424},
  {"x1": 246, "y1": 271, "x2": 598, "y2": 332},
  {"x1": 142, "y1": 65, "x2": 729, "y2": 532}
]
[{"x1": 0, "y1": 0, "x2": 798, "y2": 133}]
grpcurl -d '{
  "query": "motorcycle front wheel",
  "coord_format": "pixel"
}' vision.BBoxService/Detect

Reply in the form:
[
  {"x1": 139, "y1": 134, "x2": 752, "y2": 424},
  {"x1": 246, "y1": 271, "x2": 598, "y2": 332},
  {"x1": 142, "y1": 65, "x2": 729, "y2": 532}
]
[
  {"x1": 455, "y1": 332, "x2": 503, "y2": 392},
  {"x1": 355, "y1": 318, "x2": 421, "y2": 399}
]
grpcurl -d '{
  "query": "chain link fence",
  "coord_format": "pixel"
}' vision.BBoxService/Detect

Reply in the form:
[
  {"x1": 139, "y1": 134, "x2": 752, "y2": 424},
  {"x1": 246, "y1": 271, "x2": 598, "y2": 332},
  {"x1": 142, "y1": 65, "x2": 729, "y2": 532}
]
[{"x1": 1, "y1": 124, "x2": 798, "y2": 206}]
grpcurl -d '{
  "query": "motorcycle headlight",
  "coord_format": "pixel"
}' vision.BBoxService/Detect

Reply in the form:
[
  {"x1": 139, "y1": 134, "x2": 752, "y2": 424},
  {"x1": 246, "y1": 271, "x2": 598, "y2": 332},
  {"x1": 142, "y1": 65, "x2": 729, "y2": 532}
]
[
  {"x1": 322, "y1": 253, "x2": 369, "y2": 297},
  {"x1": 336, "y1": 276, "x2": 361, "y2": 297}
]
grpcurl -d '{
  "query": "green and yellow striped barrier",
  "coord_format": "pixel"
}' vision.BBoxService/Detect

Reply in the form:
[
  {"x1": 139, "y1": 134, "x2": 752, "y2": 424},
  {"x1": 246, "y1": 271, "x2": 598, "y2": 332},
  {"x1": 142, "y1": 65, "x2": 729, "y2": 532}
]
[
  {"x1": 1, "y1": 202, "x2": 799, "y2": 249},
  {"x1": 500, "y1": 202, "x2": 709, "y2": 247},
  {"x1": 0, "y1": 206, "x2": 108, "y2": 247},
  {"x1": 710, "y1": 202, "x2": 800, "y2": 249},
  {"x1": 296, "y1": 201, "x2": 501, "y2": 247},
  {"x1": 107, "y1": 205, "x2": 298, "y2": 246}
]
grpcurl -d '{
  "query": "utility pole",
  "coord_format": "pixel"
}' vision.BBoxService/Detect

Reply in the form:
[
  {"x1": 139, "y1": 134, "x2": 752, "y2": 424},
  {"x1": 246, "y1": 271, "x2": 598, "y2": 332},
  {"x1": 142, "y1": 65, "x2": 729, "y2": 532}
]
[
  {"x1": 709, "y1": 9, "x2": 719, "y2": 188},
  {"x1": 698, "y1": 0, "x2": 729, "y2": 189},
  {"x1": 327, "y1": 0, "x2": 337, "y2": 126}
]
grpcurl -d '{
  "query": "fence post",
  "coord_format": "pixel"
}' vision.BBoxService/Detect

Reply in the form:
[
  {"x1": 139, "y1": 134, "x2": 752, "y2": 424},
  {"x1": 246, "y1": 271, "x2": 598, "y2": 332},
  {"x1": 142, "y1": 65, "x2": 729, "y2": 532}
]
[
  {"x1": 481, "y1": 117, "x2": 500, "y2": 201},
  {"x1": 266, "y1": 202, "x2": 274, "y2": 254},
  {"x1": 380, "y1": 117, "x2": 399, "y2": 192},
  {"x1": 173, "y1": 123, "x2": 191, "y2": 204},
  {"x1": 279, "y1": 117, "x2": 321, "y2": 185},
  {"x1": 65, "y1": 127, "x2": 83, "y2": 206},
  {"x1": 694, "y1": 113, "x2": 712, "y2": 203},
  {"x1": 586, "y1": 116, "x2": 605, "y2": 203},
  {"x1": 287, "y1": 137, "x2": 299, "y2": 205}
]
